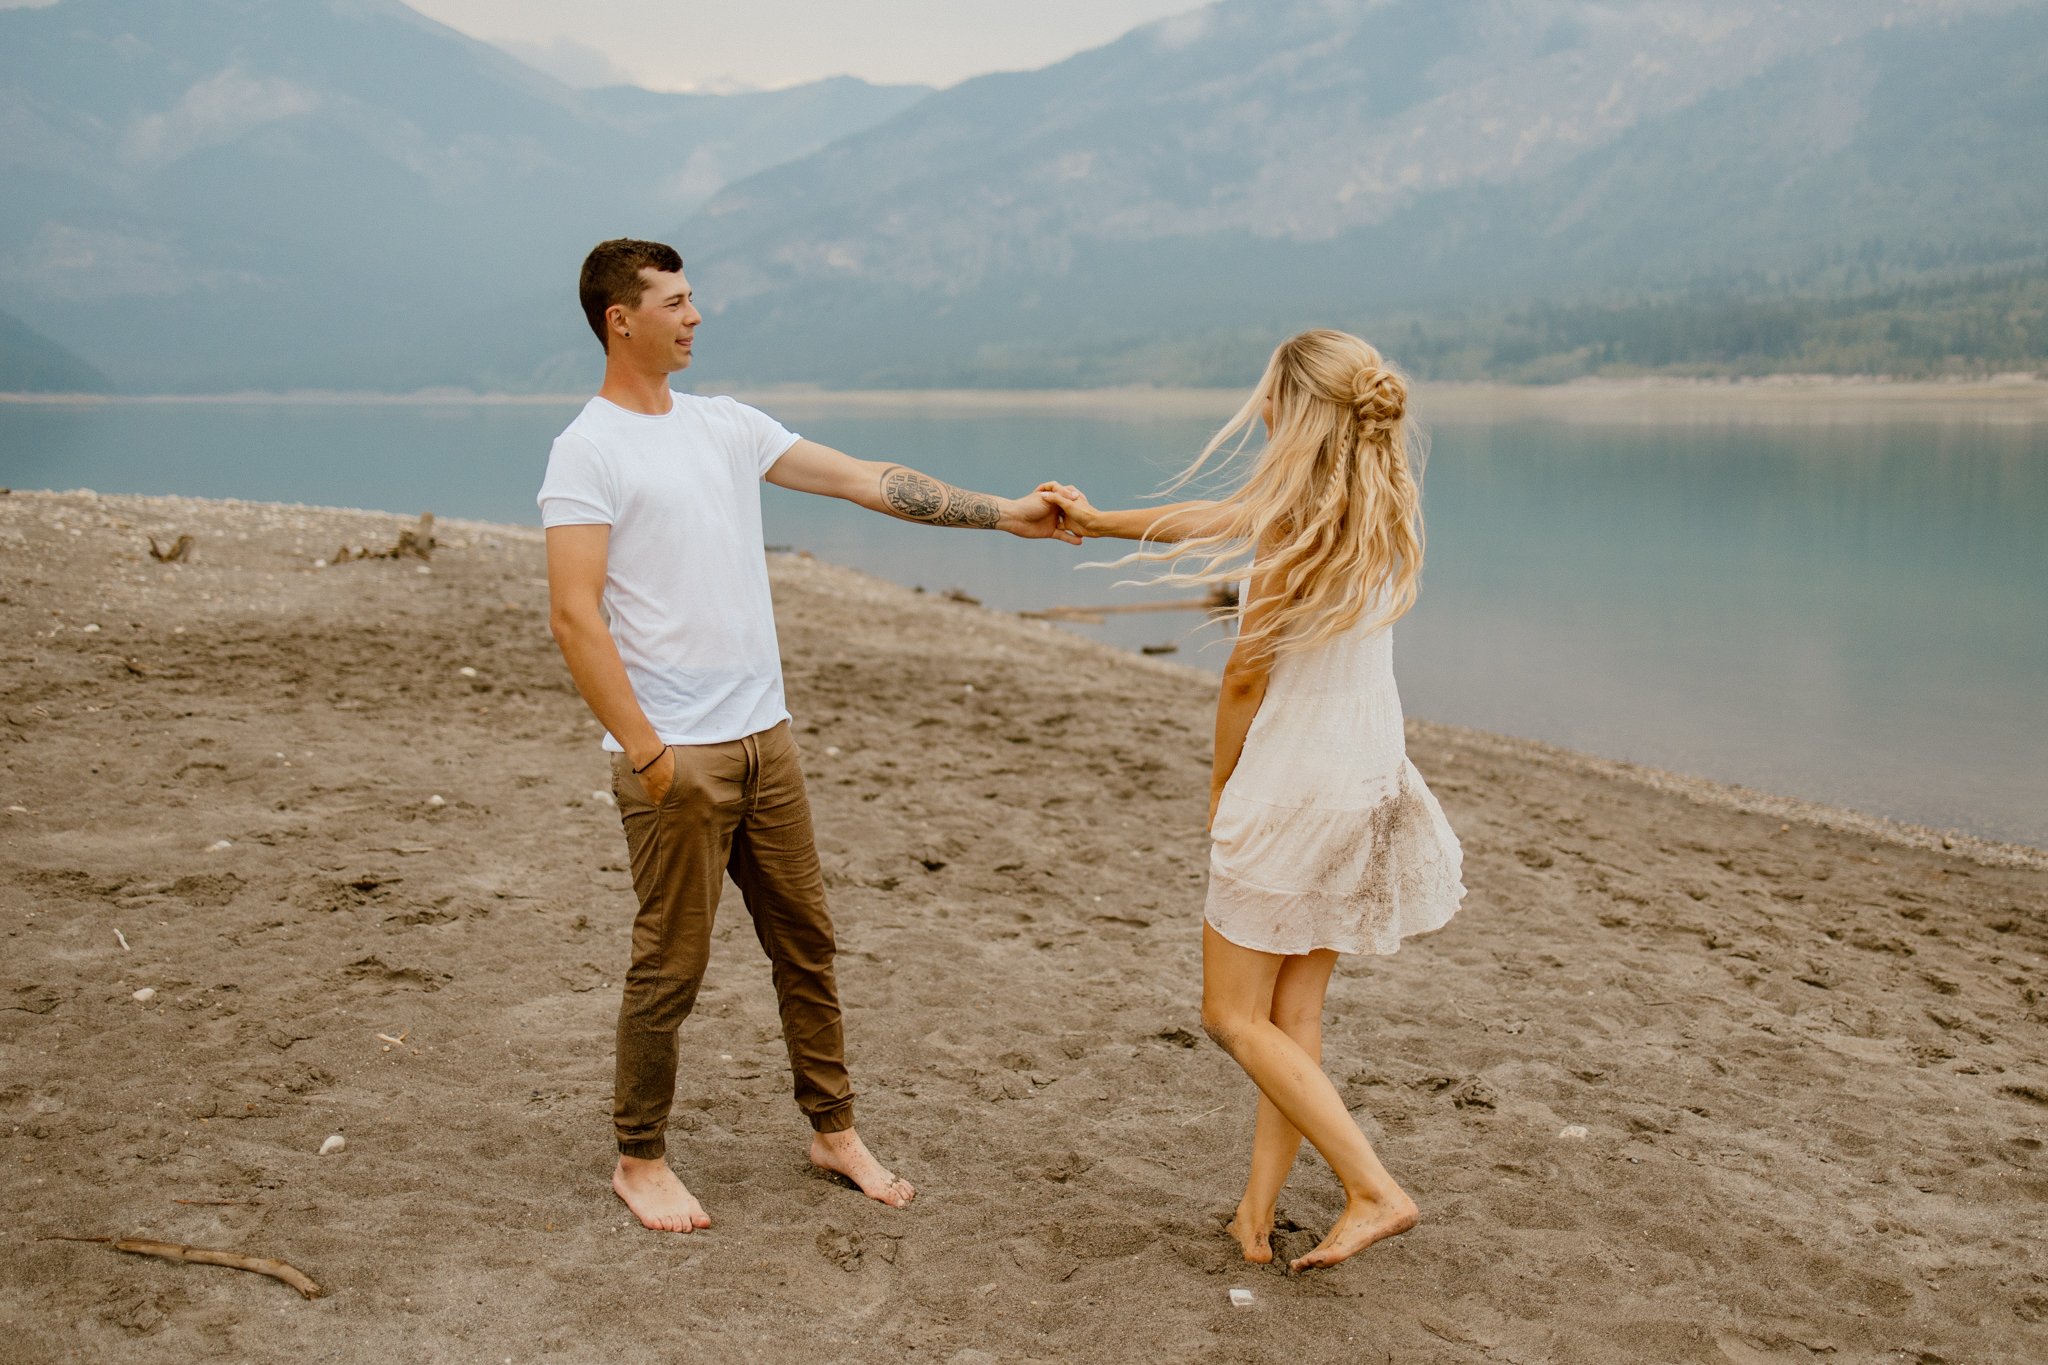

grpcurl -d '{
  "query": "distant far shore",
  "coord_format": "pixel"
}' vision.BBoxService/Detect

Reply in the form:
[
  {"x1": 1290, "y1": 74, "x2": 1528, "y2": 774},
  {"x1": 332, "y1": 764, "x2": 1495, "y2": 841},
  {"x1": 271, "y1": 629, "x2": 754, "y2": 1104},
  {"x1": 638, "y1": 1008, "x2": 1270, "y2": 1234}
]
[{"x1": 5, "y1": 374, "x2": 2047, "y2": 422}]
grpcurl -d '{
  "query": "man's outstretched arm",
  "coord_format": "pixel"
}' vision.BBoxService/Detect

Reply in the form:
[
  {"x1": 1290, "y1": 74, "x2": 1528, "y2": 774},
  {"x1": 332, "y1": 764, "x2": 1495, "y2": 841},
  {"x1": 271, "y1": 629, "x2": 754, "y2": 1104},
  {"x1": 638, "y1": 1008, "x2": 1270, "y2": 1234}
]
[{"x1": 766, "y1": 439, "x2": 1081, "y2": 543}]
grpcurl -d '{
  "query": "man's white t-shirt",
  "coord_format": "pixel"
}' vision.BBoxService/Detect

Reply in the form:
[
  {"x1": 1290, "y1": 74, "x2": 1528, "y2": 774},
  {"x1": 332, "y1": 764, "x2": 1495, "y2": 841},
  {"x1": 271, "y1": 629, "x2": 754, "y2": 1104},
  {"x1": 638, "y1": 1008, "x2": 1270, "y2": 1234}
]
[{"x1": 536, "y1": 391, "x2": 801, "y2": 750}]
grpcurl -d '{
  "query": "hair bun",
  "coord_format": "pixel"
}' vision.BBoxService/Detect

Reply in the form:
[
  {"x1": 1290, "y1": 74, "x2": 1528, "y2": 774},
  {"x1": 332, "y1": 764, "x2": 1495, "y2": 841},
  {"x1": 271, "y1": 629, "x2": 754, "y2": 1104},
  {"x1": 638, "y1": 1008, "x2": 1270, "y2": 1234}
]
[{"x1": 1350, "y1": 365, "x2": 1406, "y2": 434}]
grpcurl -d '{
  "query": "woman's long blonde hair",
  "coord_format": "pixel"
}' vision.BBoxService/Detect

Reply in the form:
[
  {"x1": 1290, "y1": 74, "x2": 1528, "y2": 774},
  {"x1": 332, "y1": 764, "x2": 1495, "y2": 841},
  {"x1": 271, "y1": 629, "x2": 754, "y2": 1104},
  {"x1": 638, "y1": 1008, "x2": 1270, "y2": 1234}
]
[{"x1": 1123, "y1": 329, "x2": 1425, "y2": 661}]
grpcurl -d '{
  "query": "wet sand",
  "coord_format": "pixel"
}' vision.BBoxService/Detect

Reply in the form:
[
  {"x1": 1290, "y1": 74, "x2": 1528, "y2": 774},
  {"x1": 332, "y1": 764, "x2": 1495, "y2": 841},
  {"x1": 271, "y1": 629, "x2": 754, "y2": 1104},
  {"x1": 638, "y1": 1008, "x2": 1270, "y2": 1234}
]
[{"x1": 1, "y1": 489, "x2": 2043, "y2": 1362}]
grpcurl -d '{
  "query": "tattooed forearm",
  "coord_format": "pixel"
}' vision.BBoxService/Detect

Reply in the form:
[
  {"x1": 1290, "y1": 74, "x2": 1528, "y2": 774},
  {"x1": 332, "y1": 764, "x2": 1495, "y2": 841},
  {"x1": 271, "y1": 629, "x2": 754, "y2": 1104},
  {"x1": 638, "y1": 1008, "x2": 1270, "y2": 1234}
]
[{"x1": 879, "y1": 466, "x2": 1003, "y2": 529}]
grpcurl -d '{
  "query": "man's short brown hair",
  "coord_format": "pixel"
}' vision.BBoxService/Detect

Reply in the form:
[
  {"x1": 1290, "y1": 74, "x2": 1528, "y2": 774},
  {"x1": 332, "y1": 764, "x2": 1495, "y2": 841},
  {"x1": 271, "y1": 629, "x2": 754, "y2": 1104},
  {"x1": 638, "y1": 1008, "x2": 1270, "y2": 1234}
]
[{"x1": 579, "y1": 239, "x2": 684, "y2": 351}]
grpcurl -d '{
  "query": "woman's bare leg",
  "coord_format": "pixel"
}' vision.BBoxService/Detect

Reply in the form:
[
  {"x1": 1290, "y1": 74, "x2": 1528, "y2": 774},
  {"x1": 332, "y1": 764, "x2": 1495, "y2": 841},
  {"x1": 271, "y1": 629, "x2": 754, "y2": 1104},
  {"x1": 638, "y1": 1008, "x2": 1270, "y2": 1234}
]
[
  {"x1": 1201, "y1": 922, "x2": 1417, "y2": 1271},
  {"x1": 1227, "y1": 948, "x2": 1338, "y2": 1263}
]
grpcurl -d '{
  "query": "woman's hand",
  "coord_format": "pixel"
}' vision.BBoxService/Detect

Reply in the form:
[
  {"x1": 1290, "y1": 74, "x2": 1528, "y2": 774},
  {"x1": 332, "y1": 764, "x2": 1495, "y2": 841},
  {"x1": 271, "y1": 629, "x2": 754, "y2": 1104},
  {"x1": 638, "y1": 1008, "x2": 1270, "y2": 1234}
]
[
  {"x1": 1036, "y1": 482, "x2": 1097, "y2": 538},
  {"x1": 1207, "y1": 785, "x2": 1223, "y2": 834}
]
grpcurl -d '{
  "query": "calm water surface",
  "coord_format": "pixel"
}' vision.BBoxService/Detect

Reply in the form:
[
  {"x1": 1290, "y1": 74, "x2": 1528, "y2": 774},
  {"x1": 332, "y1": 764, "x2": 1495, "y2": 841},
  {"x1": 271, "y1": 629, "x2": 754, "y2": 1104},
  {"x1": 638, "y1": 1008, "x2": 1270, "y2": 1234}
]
[{"x1": 3, "y1": 395, "x2": 2042, "y2": 846}]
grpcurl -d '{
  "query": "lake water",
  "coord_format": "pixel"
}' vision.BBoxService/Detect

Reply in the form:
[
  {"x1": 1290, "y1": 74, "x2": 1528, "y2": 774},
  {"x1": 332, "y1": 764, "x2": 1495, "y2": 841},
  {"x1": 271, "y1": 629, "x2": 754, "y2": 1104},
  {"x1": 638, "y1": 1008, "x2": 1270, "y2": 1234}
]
[{"x1": 3, "y1": 393, "x2": 2043, "y2": 848}]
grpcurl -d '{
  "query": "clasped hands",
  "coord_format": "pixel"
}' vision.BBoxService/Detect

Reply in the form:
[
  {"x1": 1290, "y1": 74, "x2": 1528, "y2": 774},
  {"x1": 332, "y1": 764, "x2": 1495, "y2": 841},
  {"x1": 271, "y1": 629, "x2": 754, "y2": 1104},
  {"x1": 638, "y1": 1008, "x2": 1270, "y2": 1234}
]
[{"x1": 1004, "y1": 482, "x2": 1099, "y2": 543}]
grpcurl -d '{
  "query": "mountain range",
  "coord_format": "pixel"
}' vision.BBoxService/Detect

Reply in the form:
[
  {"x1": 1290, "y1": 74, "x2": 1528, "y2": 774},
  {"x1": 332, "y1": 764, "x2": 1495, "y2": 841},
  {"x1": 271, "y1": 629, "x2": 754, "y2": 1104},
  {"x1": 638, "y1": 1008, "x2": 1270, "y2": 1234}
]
[
  {"x1": 3, "y1": 0, "x2": 2044, "y2": 391},
  {"x1": 0, "y1": 0, "x2": 925, "y2": 390},
  {"x1": 677, "y1": 0, "x2": 2048, "y2": 386}
]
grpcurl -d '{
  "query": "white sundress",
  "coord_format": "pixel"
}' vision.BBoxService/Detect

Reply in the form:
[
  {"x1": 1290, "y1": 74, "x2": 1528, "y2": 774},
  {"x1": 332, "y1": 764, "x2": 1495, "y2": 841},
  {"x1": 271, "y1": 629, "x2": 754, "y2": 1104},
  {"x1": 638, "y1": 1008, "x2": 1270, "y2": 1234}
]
[{"x1": 1205, "y1": 609, "x2": 1466, "y2": 957}]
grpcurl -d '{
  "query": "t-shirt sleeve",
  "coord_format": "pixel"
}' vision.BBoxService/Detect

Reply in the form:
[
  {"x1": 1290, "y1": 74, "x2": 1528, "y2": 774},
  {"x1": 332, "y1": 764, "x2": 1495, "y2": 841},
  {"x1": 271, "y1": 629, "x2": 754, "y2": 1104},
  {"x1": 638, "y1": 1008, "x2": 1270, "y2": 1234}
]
[
  {"x1": 721, "y1": 397, "x2": 803, "y2": 478},
  {"x1": 536, "y1": 431, "x2": 613, "y2": 526}
]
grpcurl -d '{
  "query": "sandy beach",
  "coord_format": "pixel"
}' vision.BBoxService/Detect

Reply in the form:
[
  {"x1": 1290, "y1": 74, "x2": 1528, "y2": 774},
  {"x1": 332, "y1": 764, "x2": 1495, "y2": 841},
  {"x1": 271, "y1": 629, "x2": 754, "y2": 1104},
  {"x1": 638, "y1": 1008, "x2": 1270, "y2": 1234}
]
[{"x1": 2, "y1": 488, "x2": 2044, "y2": 1363}]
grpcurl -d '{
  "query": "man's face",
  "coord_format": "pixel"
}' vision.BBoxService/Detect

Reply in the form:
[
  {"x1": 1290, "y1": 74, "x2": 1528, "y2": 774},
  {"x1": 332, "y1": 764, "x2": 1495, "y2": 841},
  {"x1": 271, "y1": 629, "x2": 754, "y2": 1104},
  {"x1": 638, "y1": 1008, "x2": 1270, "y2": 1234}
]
[{"x1": 614, "y1": 267, "x2": 702, "y2": 371}]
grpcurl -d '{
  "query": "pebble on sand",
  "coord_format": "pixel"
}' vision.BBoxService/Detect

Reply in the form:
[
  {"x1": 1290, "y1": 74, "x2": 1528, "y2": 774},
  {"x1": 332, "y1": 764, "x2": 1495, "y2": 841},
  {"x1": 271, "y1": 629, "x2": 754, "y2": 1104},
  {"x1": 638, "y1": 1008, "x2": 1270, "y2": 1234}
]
[
  {"x1": 427, "y1": 795, "x2": 446, "y2": 808},
  {"x1": 1229, "y1": 1287, "x2": 1255, "y2": 1308},
  {"x1": 458, "y1": 667, "x2": 478, "y2": 678},
  {"x1": 591, "y1": 790, "x2": 616, "y2": 807},
  {"x1": 1559, "y1": 1124, "x2": 1590, "y2": 1140},
  {"x1": 319, "y1": 1134, "x2": 346, "y2": 1155},
  {"x1": 131, "y1": 987, "x2": 155, "y2": 1004},
  {"x1": 205, "y1": 839, "x2": 232, "y2": 852}
]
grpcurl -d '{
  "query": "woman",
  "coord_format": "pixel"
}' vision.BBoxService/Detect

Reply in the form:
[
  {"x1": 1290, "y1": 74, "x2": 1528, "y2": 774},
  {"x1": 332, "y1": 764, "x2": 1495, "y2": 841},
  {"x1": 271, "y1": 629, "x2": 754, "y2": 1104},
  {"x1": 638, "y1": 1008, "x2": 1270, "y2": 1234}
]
[{"x1": 1043, "y1": 329, "x2": 1465, "y2": 1271}]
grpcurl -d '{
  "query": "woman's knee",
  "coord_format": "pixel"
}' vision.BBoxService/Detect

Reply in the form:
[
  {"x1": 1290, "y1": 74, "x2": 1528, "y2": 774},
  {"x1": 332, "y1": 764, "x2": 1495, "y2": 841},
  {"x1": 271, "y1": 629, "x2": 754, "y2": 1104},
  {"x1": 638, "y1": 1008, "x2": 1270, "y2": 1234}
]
[{"x1": 1201, "y1": 999, "x2": 1251, "y2": 1051}]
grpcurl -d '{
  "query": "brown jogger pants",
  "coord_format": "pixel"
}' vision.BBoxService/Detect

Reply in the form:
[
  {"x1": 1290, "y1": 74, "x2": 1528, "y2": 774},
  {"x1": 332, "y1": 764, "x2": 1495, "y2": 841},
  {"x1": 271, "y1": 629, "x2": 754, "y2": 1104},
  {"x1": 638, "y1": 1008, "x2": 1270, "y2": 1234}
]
[{"x1": 609, "y1": 720, "x2": 854, "y2": 1159}]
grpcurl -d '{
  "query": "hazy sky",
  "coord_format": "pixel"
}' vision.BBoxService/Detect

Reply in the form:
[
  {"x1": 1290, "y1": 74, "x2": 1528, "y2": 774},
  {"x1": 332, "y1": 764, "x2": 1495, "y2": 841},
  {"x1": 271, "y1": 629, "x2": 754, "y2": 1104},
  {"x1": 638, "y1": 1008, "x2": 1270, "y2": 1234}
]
[{"x1": 403, "y1": 0, "x2": 1210, "y2": 92}]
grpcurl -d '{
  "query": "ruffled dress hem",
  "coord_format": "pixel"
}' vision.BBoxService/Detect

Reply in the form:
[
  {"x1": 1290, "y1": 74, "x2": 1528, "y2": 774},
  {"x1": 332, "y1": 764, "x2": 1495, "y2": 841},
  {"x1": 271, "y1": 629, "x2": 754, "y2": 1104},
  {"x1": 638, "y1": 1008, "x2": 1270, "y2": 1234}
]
[{"x1": 1203, "y1": 758, "x2": 1466, "y2": 957}]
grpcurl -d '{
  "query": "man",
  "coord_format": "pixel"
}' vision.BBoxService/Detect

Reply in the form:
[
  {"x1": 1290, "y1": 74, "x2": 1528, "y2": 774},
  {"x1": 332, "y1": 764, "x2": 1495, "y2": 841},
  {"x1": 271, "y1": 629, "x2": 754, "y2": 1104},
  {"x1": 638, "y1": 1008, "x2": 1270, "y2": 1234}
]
[{"x1": 540, "y1": 238, "x2": 1078, "y2": 1232}]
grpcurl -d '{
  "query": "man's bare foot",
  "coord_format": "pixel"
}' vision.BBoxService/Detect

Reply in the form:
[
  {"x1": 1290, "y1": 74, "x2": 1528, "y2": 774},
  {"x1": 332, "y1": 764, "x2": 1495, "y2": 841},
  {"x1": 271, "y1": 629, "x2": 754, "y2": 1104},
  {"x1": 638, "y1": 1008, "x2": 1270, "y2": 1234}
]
[
  {"x1": 611, "y1": 1155, "x2": 712, "y2": 1233},
  {"x1": 808, "y1": 1129, "x2": 915, "y2": 1209},
  {"x1": 1226, "y1": 1208, "x2": 1275, "y2": 1265},
  {"x1": 1288, "y1": 1190, "x2": 1418, "y2": 1272}
]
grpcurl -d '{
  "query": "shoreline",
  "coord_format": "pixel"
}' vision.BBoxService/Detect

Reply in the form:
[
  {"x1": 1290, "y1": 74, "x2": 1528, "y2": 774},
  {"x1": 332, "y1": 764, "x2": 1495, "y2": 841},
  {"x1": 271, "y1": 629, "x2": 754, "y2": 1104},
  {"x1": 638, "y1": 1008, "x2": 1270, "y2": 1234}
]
[
  {"x1": 3, "y1": 487, "x2": 2038, "y2": 866},
  {"x1": 4, "y1": 373, "x2": 2048, "y2": 422}
]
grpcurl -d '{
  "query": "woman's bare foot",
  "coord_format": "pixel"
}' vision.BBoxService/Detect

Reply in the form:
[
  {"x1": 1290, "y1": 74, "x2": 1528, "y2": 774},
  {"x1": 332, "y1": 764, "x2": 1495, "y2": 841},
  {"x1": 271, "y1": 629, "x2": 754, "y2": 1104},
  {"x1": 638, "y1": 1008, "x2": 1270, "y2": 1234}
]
[
  {"x1": 807, "y1": 1129, "x2": 915, "y2": 1209},
  {"x1": 612, "y1": 1155, "x2": 713, "y2": 1233},
  {"x1": 1226, "y1": 1207, "x2": 1275, "y2": 1265},
  {"x1": 1289, "y1": 1190, "x2": 1418, "y2": 1272}
]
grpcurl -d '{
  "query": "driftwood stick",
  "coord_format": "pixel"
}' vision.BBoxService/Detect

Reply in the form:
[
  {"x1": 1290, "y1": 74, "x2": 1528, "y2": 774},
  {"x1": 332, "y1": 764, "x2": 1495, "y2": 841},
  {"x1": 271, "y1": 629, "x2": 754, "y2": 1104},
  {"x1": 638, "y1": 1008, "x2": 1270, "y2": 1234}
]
[
  {"x1": 113, "y1": 1237, "x2": 323, "y2": 1299},
  {"x1": 1022, "y1": 597, "x2": 1222, "y2": 619}
]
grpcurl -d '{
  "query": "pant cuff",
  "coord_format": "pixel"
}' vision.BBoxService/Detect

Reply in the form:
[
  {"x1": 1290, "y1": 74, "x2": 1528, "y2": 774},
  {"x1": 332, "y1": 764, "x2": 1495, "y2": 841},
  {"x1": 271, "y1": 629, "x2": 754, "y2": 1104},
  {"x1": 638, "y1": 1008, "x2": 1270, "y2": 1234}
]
[
  {"x1": 618, "y1": 1137, "x2": 665, "y2": 1160},
  {"x1": 808, "y1": 1103, "x2": 856, "y2": 1135}
]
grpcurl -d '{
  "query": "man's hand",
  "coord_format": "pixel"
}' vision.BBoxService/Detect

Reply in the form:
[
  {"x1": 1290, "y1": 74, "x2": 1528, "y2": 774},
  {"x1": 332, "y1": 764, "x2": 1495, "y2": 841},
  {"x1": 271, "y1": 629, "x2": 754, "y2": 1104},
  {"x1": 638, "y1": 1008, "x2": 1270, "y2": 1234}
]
[
  {"x1": 1002, "y1": 488, "x2": 1084, "y2": 545},
  {"x1": 632, "y1": 745, "x2": 676, "y2": 805}
]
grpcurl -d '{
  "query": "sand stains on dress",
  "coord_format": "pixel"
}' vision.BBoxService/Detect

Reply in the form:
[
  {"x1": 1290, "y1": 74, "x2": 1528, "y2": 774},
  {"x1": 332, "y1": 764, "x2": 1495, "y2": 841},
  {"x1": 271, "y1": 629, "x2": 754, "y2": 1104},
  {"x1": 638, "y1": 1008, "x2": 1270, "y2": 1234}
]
[{"x1": 1206, "y1": 615, "x2": 1465, "y2": 957}]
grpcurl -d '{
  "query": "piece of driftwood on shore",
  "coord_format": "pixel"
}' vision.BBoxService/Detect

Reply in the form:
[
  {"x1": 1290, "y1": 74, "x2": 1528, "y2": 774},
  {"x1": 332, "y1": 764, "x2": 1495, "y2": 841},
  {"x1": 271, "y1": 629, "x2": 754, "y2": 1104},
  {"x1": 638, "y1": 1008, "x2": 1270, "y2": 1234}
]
[
  {"x1": 147, "y1": 534, "x2": 193, "y2": 563},
  {"x1": 43, "y1": 1234, "x2": 323, "y2": 1299},
  {"x1": 1020, "y1": 584, "x2": 1238, "y2": 623},
  {"x1": 330, "y1": 511, "x2": 436, "y2": 565}
]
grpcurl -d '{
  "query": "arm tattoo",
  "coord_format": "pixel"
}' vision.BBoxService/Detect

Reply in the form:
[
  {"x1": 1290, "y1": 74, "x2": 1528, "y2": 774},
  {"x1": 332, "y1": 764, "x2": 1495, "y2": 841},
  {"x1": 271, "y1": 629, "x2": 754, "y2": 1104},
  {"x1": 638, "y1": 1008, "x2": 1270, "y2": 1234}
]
[{"x1": 879, "y1": 466, "x2": 1003, "y2": 529}]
